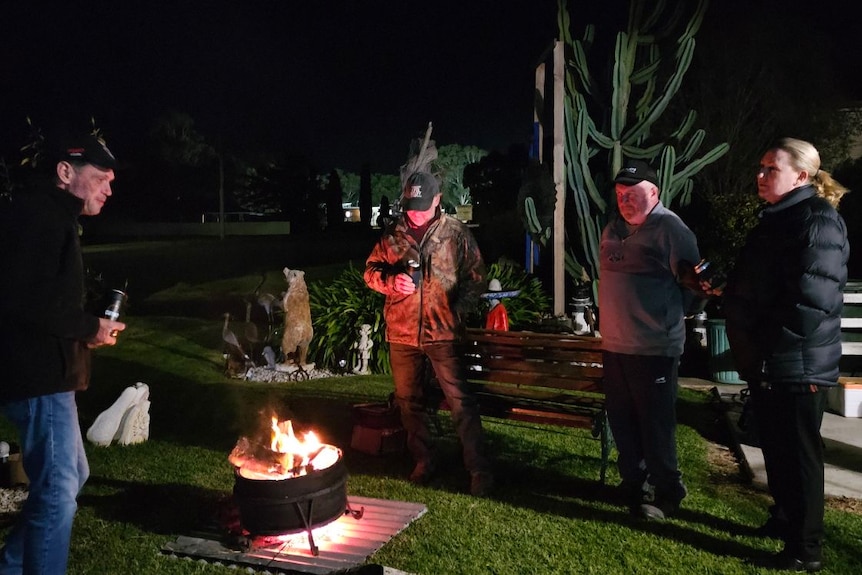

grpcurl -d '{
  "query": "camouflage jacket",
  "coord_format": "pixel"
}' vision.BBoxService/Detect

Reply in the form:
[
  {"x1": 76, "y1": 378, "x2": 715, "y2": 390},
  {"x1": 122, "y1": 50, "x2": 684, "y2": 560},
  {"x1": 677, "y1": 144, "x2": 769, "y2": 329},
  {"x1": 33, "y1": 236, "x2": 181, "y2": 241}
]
[{"x1": 364, "y1": 212, "x2": 485, "y2": 346}]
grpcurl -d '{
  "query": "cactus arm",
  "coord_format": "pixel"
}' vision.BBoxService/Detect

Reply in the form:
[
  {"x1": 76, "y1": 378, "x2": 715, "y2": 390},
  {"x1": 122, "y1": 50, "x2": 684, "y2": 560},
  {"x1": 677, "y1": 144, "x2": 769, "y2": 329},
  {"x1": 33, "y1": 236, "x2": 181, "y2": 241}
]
[
  {"x1": 621, "y1": 142, "x2": 665, "y2": 158},
  {"x1": 679, "y1": 0, "x2": 709, "y2": 44},
  {"x1": 611, "y1": 32, "x2": 634, "y2": 140},
  {"x1": 679, "y1": 129, "x2": 705, "y2": 163},
  {"x1": 524, "y1": 197, "x2": 543, "y2": 235},
  {"x1": 658, "y1": 146, "x2": 677, "y2": 204},
  {"x1": 631, "y1": 44, "x2": 661, "y2": 84},
  {"x1": 670, "y1": 110, "x2": 697, "y2": 142},
  {"x1": 672, "y1": 143, "x2": 730, "y2": 182},
  {"x1": 621, "y1": 36, "x2": 695, "y2": 146}
]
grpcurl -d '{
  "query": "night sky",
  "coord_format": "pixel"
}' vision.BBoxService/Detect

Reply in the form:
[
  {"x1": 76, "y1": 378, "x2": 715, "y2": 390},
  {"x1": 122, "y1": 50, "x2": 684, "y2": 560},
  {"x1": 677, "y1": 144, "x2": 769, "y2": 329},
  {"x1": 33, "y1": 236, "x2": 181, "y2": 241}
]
[
  {"x1": 1, "y1": 0, "x2": 558, "y2": 174},
  {"x1": 2, "y1": 0, "x2": 861, "y2": 175}
]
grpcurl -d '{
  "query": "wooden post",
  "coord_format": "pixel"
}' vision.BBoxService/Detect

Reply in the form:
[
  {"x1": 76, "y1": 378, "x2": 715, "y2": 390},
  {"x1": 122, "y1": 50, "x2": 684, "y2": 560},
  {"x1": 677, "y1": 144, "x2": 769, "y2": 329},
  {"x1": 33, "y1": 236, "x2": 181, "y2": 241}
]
[{"x1": 552, "y1": 40, "x2": 566, "y2": 316}]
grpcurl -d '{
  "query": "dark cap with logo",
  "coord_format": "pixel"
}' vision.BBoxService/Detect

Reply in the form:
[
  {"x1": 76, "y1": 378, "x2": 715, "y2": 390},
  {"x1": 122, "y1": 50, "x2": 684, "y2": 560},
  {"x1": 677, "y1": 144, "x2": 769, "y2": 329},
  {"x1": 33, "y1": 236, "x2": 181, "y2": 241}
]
[
  {"x1": 614, "y1": 159, "x2": 659, "y2": 187},
  {"x1": 401, "y1": 171, "x2": 441, "y2": 211},
  {"x1": 57, "y1": 134, "x2": 117, "y2": 170}
]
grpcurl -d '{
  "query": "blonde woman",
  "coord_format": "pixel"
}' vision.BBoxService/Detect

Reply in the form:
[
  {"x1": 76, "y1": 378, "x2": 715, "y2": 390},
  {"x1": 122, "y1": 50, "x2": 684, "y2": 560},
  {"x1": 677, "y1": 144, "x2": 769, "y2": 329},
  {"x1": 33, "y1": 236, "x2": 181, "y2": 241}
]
[{"x1": 724, "y1": 138, "x2": 850, "y2": 572}]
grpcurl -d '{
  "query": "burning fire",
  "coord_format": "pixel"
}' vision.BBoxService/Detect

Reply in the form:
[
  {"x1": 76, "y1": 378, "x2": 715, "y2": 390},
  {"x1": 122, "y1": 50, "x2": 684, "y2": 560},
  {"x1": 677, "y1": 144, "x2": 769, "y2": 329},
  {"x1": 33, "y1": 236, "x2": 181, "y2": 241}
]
[{"x1": 229, "y1": 417, "x2": 340, "y2": 480}]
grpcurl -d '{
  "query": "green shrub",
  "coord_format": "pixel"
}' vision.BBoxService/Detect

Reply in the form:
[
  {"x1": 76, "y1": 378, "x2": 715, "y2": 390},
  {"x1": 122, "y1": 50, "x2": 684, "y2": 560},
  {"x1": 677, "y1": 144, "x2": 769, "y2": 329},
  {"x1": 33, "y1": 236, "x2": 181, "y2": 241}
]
[{"x1": 307, "y1": 264, "x2": 390, "y2": 373}]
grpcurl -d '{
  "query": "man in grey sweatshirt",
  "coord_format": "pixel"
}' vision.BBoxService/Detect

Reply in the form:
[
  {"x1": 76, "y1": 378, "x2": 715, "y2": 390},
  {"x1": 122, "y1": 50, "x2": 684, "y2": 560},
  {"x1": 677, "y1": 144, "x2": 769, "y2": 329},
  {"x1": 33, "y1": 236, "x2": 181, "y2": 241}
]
[{"x1": 599, "y1": 159, "x2": 704, "y2": 521}]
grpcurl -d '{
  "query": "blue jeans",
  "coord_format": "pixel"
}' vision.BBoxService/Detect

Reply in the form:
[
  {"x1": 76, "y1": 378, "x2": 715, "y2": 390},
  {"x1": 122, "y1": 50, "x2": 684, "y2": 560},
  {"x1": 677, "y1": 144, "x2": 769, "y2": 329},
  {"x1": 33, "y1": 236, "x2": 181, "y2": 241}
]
[{"x1": 0, "y1": 392, "x2": 89, "y2": 575}]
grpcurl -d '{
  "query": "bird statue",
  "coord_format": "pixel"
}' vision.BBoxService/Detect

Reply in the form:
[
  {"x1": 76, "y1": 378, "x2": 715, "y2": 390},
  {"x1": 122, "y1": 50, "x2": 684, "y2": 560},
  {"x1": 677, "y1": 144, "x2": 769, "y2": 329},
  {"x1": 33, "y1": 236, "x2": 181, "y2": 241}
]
[
  {"x1": 251, "y1": 270, "x2": 282, "y2": 343},
  {"x1": 222, "y1": 312, "x2": 252, "y2": 378},
  {"x1": 240, "y1": 300, "x2": 261, "y2": 357},
  {"x1": 257, "y1": 292, "x2": 279, "y2": 325},
  {"x1": 262, "y1": 346, "x2": 277, "y2": 369}
]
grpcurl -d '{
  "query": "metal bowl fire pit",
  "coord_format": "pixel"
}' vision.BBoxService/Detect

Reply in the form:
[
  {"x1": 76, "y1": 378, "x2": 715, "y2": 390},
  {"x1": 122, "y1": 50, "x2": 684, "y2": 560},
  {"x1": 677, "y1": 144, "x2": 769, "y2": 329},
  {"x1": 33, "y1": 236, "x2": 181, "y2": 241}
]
[
  {"x1": 233, "y1": 446, "x2": 348, "y2": 536},
  {"x1": 228, "y1": 417, "x2": 359, "y2": 555}
]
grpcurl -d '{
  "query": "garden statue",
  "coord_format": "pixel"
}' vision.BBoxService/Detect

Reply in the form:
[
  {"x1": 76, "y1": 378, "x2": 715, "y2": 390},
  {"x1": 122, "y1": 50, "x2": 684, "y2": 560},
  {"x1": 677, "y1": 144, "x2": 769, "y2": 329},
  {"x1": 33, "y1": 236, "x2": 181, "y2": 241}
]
[
  {"x1": 570, "y1": 285, "x2": 596, "y2": 336},
  {"x1": 481, "y1": 278, "x2": 517, "y2": 331},
  {"x1": 262, "y1": 345, "x2": 277, "y2": 369},
  {"x1": 86, "y1": 382, "x2": 151, "y2": 447},
  {"x1": 222, "y1": 312, "x2": 253, "y2": 378},
  {"x1": 352, "y1": 323, "x2": 374, "y2": 374},
  {"x1": 277, "y1": 267, "x2": 315, "y2": 372}
]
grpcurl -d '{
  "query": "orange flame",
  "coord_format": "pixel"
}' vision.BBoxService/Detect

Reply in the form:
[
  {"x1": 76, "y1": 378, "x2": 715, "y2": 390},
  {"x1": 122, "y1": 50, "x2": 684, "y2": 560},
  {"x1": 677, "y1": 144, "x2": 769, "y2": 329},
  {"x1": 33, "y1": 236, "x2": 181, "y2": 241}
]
[
  {"x1": 232, "y1": 417, "x2": 340, "y2": 480},
  {"x1": 270, "y1": 417, "x2": 325, "y2": 473}
]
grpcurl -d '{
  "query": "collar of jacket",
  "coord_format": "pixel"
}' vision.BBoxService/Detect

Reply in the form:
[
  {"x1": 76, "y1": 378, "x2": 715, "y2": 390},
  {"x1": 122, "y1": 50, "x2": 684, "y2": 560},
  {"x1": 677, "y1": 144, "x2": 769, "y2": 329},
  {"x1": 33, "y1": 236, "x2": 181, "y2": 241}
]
[
  {"x1": 611, "y1": 200, "x2": 668, "y2": 234},
  {"x1": 395, "y1": 209, "x2": 443, "y2": 234},
  {"x1": 760, "y1": 184, "x2": 815, "y2": 217},
  {"x1": 43, "y1": 183, "x2": 86, "y2": 217}
]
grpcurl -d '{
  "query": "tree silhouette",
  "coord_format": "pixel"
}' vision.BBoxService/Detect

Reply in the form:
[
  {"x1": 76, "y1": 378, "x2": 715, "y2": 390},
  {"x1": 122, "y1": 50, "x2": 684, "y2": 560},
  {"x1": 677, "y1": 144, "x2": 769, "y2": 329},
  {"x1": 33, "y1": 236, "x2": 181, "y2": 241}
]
[
  {"x1": 359, "y1": 163, "x2": 372, "y2": 227},
  {"x1": 325, "y1": 169, "x2": 343, "y2": 230}
]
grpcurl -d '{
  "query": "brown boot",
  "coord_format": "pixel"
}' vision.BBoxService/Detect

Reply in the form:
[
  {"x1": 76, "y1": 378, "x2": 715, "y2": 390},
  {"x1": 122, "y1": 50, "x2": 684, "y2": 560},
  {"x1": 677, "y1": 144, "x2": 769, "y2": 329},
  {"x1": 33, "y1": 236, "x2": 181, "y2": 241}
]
[
  {"x1": 470, "y1": 471, "x2": 495, "y2": 497},
  {"x1": 408, "y1": 460, "x2": 436, "y2": 485}
]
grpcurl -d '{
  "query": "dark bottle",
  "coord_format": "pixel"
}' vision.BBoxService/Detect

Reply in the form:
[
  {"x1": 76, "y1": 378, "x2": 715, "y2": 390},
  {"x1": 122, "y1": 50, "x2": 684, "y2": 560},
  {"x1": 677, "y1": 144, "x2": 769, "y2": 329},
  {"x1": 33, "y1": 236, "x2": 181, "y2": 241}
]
[
  {"x1": 104, "y1": 289, "x2": 127, "y2": 320},
  {"x1": 407, "y1": 259, "x2": 421, "y2": 287}
]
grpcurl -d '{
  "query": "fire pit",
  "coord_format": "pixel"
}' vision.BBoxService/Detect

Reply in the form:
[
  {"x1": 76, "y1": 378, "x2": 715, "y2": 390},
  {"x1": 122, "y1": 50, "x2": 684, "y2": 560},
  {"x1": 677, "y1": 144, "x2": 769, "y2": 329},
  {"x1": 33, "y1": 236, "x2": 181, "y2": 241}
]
[{"x1": 228, "y1": 417, "x2": 360, "y2": 555}]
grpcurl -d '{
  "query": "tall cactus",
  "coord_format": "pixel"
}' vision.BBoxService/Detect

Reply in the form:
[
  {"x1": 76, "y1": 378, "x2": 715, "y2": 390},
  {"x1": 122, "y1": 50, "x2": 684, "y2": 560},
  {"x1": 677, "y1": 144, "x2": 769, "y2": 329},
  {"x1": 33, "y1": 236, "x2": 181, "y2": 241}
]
[{"x1": 556, "y1": 0, "x2": 729, "y2": 285}]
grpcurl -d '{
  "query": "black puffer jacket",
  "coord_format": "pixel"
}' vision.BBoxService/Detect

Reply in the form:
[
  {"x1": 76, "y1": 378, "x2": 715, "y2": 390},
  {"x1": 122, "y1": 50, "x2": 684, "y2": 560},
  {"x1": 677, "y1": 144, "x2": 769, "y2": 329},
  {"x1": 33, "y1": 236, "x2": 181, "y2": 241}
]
[{"x1": 724, "y1": 185, "x2": 849, "y2": 387}]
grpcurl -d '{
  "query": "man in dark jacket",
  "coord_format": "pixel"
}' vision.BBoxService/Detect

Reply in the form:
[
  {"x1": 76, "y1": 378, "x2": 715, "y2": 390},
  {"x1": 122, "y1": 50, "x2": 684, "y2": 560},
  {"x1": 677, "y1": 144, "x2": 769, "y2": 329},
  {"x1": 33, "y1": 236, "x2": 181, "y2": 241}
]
[
  {"x1": 0, "y1": 134, "x2": 126, "y2": 574},
  {"x1": 725, "y1": 138, "x2": 849, "y2": 573},
  {"x1": 364, "y1": 171, "x2": 493, "y2": 496}
]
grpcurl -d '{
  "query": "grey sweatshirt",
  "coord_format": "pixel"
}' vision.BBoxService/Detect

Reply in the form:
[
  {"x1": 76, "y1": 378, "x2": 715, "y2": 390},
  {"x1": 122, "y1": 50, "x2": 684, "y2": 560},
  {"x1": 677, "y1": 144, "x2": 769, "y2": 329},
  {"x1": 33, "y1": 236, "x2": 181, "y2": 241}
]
[{"x1": 598, "y1": 202, "x2": 701, "y2": 357}]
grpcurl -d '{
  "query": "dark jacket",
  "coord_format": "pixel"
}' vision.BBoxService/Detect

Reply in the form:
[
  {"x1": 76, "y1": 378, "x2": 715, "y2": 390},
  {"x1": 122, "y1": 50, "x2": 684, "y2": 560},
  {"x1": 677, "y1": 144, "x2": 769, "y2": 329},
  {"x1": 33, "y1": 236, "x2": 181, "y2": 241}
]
[
  {"x1": 364, "y1": 211, "x2": 485, "y2": 346},
  {"x1": 724, "y1": 185, "x2": 849, "y2": 387},
  {"x1": 0, "y1": 182, "x2": 100, "y2": 402}
]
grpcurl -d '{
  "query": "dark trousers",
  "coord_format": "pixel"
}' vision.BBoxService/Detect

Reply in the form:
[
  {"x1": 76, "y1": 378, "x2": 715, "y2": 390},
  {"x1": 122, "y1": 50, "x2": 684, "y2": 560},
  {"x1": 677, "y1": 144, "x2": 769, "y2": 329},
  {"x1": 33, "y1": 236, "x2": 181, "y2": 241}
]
[
  {"x1": 389, "y1": 342, "x2": 489, "y2": 474},
  {"x1": 750, "y1": 384, "x2": 826, "y2": 562},
  {"x1": 602, "y1": 351, "x2": 686, "y2": 502}
]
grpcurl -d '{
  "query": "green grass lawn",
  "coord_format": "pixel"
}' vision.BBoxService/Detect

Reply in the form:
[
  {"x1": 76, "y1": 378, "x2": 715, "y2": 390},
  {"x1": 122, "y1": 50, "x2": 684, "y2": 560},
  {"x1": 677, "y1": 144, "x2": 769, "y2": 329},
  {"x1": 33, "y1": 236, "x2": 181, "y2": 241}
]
[{"x1": 1, "y1": 237, "x2": 860, "y2": 574}]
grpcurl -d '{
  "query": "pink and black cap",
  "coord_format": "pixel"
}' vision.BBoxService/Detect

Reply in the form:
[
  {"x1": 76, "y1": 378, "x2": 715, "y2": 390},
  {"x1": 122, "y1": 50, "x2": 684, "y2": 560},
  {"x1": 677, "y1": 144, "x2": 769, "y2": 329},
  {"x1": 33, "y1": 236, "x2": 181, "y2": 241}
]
[{"x1": 401, "y1": 171, "x2": 441, "y2": 211}]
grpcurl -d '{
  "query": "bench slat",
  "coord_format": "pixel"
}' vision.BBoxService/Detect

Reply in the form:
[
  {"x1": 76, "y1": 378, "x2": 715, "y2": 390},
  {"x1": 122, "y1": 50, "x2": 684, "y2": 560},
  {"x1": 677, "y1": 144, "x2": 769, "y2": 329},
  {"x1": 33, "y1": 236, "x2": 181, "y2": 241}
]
[
  {"x1": 483, "y1": 408, "x2": 597, "y2": 430},
  {"x1": 474, "y1": 384, "x2": 604, "y2": 409},
  {"x1": 465, "y1": 356, "x2": 603, "y2": 378},
  {"x1": 467, "y1": 368, "x2": 602, "y2": 393},
  {"x1": 465, "y1": 345, "x2": 603, "y2": 365},
  {"x1": 841, "y1": 341, "x2": 862, "y2": 356},
  {"x1": 465, "y1": 329, "x2": 603, "y2": 349}
]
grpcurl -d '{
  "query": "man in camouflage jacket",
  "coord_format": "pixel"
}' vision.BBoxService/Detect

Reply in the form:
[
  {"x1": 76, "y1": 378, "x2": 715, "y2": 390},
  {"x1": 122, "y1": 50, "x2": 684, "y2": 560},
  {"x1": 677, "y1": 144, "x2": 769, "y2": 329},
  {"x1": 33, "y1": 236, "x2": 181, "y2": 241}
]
[{"x1": 364, "y1": 171, "x2": 493, "y2": 496}]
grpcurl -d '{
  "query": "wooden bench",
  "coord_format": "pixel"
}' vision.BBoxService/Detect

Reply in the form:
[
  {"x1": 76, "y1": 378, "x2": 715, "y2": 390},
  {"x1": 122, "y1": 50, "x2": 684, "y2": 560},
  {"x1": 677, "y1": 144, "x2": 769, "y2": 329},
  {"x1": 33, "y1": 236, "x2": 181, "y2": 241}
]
[
  {"x1": 839, "y1": 282, "x2": 862, "y2": 388},
  {"x1": 841, "y1": 283, "x2": 862, "y2": 363},
  {"x1": 438, "y1": 327, "x2": 612, "y2": 483}
]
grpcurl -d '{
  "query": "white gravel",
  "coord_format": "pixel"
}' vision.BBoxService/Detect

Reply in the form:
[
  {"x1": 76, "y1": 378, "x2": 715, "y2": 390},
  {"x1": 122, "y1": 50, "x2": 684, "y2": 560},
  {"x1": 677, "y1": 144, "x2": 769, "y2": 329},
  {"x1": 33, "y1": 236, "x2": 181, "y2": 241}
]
[
  {"x1": 0, "y1": 487, "x2": 27, "y2": 518},
  {"x1": 245, "y1": 366, "x2": 348, "y2": 383}
]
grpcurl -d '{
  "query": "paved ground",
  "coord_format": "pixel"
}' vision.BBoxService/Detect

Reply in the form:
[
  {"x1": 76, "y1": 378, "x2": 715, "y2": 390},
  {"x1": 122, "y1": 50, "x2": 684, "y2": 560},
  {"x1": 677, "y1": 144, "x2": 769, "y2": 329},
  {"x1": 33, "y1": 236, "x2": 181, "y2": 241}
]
[{"x1": 682, "y1": 378, "x2": 862, "y2": 499}]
